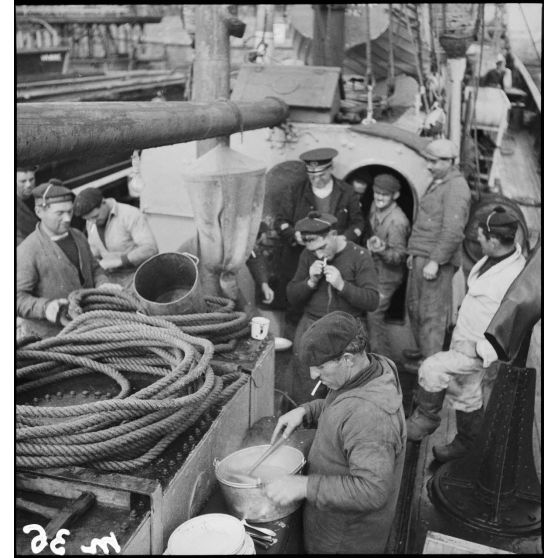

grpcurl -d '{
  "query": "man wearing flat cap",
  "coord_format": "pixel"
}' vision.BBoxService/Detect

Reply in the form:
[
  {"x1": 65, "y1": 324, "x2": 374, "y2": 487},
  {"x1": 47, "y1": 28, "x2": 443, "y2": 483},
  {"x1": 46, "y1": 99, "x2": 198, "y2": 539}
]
[
  {"x1": 264, "y1": 311, "x2": 406, "y2": 554},
  {"x1": 406, "y1": 206, "x2": 525, "y2": 463},
  {"x1": 363, "y1": 173, "x2": 410, "y2": 353},
  {"x1": 286, "y1": 211, "x2": 379, "y2": 403},
  {"x1": 17, "y1": 180, "x2": 111, "y2": 339},
  {"x1": 16, "y1": 164, "x2": 39, "y2": 246},
  {"x1": 404, "y1": 138, "x2": 471, "y2": 363},
  {"x1": 73, "y1": 188, "x2": 158, "y2": 287}
]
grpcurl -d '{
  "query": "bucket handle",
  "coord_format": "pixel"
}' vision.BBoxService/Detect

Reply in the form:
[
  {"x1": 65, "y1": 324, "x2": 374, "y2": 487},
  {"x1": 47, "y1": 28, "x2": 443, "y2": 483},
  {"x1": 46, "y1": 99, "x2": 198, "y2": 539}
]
[{"x1": 180, "y1": 251, "x2": 199, "y2": 266}]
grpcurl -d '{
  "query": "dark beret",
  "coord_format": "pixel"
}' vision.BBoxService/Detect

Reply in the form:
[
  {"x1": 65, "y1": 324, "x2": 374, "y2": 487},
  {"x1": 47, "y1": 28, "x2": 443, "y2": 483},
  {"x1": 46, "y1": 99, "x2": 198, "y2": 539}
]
[
  {"x1": 32, "y1": 180, "x2": 74, "y2": 205},
  {"x1": 300, "y1": 148, "x2": 338, "y2": 173},
  {"x1": 373, "y1": 173, "x2": 401, "y2": 193},
  {"x1": 300, "y1": 311, "x2": 360, "y2": 367},
  {"x1": 295, "y1": 211, "x2": 337, "y2": 235},
  {"x1": 484, "y1": 206, "x2": 519, "y2": 236},
  {"x1": 73, "y1": 187, "x2": 104, "y2": 217}
]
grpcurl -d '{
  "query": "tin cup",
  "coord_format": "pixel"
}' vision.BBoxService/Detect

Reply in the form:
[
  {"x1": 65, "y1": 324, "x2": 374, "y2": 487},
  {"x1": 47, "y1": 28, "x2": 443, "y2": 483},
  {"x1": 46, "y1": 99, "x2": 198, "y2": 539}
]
[{"x1": 250, "y1": 317, "x2": 270, "y2": 340}]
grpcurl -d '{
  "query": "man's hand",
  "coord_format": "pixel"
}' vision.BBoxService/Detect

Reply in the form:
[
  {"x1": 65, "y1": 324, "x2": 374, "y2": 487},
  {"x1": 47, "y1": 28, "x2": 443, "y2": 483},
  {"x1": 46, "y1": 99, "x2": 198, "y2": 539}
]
[
  {"x1": 476, "y1": 339, "x2": 498, "y2": 368},
  {"x1": 422, "y1": 260, "x2": 439, "y2": 280},
  {"x1": 270, "y1": 407, "x2": 306, "y2": 444},
  {"x1": 406, "y1": 255, "x2": 413, "y2": 270},
  {"x1": 99, "y1": 254, "x2": 123, "y2": 271},
  {"x1": 261, "y1": 282, "x2": 275, "y2": 304},
  {"x1": 324, "y1": 264, "x2": 344, "y2": 291},
  {"x1": 98, "y1": 283, "x2": 123, "y2": 293},
  {"x1": 44, "y1": 299, "x2": 68, "y2": 324},
  {"x1": 367, "y1": 235, "x2": 386, "y2": 253},
  {"x1": 263, "y1": 475, "x2": 308, "y2": 506},
  {"x1": 308, "y1": 259, "x2": 326, "y2": 284}
]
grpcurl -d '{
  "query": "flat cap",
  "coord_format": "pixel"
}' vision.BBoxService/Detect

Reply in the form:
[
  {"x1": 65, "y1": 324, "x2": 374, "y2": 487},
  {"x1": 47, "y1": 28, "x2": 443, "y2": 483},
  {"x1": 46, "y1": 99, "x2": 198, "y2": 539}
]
[
  {"x1": 300, "y1": 311, "x2": 360, "y2": 367},
  {"x1": 73, "y1": 187, "x2": 104, "y2": 217},
  {"x1": 484, "y1": 205, "x2": 519, "y2": 236},
  {"x1": 33, "y1": 179, "x2": 74, "y2": 206},
  {"x1": 300, "y1": 148, "x2": 338, "y2": 174},
  {"x1": 424, "y1": 138, "x2": 458, "y2": 160},
  {"x1": 295, "y1": 211, "x2": 337, "y2": 236},
  {"x1": 373, "y1": 173, "x2": 401, "y2": 193}
]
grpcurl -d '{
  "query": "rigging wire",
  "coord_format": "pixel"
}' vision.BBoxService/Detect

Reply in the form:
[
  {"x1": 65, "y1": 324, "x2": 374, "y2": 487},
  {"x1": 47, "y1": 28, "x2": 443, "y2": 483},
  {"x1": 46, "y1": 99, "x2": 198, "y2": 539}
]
[{"x1": 471, "y1": 4, "x2": 485, "y2": 198}]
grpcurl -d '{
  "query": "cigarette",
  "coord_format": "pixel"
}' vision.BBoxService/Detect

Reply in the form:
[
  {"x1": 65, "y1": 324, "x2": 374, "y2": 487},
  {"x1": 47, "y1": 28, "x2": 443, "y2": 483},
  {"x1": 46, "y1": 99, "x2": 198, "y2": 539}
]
[{"x1": 311, "y1": 380, "x2": 322, "y2": 396}]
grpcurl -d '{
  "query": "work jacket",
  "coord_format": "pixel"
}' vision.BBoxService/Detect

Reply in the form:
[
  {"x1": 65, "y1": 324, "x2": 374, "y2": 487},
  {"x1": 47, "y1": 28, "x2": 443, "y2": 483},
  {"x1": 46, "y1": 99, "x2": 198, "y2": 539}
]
[
  {"x1": 407, "y1": 167, "x2": 471, "y2": 267},
  {"x1": 451, "y1": 243, "x2": 526, "y2": 357},
  {"x1": 16, "y1": 196, "x2": 39, "y2": 246},
  {"x1": 17, "y1": 224, "x2": 108, "y2": 338},
  {"x1": 300, "y1": 354, "x2": 406, "y2": 554}
]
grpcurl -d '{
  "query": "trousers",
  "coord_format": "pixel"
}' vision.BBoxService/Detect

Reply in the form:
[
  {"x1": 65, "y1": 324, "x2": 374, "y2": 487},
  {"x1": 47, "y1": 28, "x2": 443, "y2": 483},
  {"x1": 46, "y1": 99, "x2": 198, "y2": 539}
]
[
  {"x1": 366, "y1": 279, "x2": 401, "y2": 354},
  {"x1": 407, "y1": 256, "x2": 455, "y2": 358}
]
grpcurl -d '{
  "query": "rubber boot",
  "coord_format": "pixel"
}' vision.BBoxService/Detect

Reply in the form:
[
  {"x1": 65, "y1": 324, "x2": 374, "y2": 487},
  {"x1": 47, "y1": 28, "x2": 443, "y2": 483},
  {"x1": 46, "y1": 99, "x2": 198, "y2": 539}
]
[
  {"x1": 406, "y1": 387, "x2": 446, "y2": 442},
  {"x1": 433, "y1": 407, "x2": 484, "y2": 463}
]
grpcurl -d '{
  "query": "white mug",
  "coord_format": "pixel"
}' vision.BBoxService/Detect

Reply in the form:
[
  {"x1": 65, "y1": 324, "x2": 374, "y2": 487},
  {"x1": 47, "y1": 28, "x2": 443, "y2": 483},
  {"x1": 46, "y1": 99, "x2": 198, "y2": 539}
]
[{"x1": 251, "y1": 317, "x2": 270, "y2": 340}]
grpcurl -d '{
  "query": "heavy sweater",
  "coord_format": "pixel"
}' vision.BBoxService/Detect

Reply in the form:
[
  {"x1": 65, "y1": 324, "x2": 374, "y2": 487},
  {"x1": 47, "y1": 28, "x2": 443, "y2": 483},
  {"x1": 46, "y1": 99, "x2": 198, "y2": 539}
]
[
  {"x1": 407, "y1": 167, "x2": 471, "y2": 267},
  {"x1": 300, "y1": 355, "x2": 406, "y2": 554},
  {"x1": 287, "y1": 241, "x2": 379, "y2": 319},
  {"x1": 16, "y1": 196, "x2": 39, "y2": 246}
]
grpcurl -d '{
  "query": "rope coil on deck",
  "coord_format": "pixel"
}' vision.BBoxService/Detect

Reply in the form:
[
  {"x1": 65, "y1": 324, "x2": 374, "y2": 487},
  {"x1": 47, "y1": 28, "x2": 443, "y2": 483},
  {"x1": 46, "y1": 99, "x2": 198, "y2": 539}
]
[{"x1": 16, "y1": 310, "x2": 249, "y2": 472}]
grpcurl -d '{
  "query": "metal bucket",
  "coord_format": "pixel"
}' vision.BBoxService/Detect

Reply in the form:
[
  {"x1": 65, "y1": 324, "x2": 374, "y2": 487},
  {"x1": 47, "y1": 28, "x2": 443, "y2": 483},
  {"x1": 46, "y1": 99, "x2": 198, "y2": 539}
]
[
  {"x1": 215, "y1": 445, "x2": 305, "y2": 523},
  {"x1": 132, "y1": 252, "x2": 207, "y2": 315}
]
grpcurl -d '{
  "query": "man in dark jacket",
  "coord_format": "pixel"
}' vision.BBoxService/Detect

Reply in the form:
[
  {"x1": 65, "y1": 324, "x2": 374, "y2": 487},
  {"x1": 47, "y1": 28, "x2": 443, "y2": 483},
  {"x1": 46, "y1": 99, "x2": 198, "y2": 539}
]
[
  {"x1": 404, "y1": 139, "x2": 471, "y2": 362},
  {"x1": 287, "y1": 212, "x2": 379, "y2": 403},
  {"x1": 16, "y1": 165, "x2": 39, "y2": 246},
  {"x1": 264, "y1": 312, "x2": 406, "y2": 554}
]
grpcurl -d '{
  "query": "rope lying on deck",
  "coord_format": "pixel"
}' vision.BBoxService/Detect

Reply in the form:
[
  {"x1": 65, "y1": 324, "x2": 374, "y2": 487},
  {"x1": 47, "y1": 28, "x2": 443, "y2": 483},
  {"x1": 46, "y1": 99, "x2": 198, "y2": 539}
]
[
  {"x1": 67, "y1": 288, "x2": 251, "y2": 352},
  {"x1": 16, "y1": 311, "x2": 249, "y2": 472}
]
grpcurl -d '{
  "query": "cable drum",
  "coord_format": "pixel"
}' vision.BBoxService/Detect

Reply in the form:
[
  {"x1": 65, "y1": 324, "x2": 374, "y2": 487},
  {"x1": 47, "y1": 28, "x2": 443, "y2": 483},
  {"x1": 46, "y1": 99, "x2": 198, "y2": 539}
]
[{"x1": 16, "y1": 310, "x2": 249, "y2": 472}]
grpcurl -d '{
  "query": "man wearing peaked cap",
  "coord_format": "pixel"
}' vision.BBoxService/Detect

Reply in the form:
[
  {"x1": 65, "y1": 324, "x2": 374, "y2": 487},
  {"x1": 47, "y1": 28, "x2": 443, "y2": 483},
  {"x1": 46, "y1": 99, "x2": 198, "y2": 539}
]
[
  {"x1": 73, "y1": 187, "x2": 158, "y2": 287},
  {"x1": 406, "y1": 205, "x2": 526, "y2": 463},
  {"x1": 16, "y1": 179, "x2": 115, "y2": 340},
  {"x1": 273, "y1": 146, "x2": 364, "y2": 326},
  {"x1": 286, "y1": 210, "x2": 380, "y2": 404},
  {"x1": 404, "y1": 138, "x2": 471, "y2": 364},
  {"x1": 263, "y1": 311, "x2": 406, "y2": 554}
]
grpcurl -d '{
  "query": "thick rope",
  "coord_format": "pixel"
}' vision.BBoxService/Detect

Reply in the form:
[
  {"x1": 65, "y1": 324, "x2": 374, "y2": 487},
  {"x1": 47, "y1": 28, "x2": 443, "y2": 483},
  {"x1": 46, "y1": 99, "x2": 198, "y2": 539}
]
[{"x1": 16, "y1": 310, "x2": 249, "y2": 472}]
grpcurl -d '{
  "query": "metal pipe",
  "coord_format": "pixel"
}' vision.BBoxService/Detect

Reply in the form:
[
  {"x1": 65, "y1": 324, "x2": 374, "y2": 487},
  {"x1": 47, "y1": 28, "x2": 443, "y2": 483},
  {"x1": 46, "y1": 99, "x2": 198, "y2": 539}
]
[{"x1": 17, "y1": 98, "x2": 289, "y2": 166}]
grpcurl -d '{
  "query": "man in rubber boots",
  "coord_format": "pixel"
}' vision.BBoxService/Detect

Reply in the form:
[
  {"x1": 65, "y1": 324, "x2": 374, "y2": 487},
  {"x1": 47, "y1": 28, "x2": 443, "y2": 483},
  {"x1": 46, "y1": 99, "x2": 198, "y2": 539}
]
[
  {"x1": 406, "y1": 207, "x2": 526, "y2": 462},
  {"x1": 404, "y1": 138, "x2": 471, "y2": 364},
  {"x1": 17, "y1": 181, "x2": 115, "y2": 339},
  {"x1": 263, "y1": 311, "x2": 406, "y2": 554},
  {"x1": 287, "y1": 211, "x2": 379, "y2": 404}
]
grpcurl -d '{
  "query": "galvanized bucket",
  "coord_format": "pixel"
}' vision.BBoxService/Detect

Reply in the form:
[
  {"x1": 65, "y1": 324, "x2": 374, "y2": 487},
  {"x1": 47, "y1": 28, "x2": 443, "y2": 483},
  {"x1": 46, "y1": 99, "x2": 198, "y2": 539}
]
[{"x1": 132, "y1": 252, "x2": 207, "y2": 315}]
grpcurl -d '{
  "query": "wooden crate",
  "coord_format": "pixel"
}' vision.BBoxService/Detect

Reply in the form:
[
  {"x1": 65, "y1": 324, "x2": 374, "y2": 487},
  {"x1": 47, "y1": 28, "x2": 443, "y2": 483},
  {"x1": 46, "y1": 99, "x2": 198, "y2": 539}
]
[{"x1": 423, "y1": 531, "x2": 514, "y2": 554}]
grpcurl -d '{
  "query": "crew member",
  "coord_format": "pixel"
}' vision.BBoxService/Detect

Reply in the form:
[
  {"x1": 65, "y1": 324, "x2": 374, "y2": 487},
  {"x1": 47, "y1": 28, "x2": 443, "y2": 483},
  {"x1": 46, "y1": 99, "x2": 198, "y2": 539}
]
[
  {"x1": 482, "y1": 53, "x2": 512, "y2": 90},
  {"x1": 404, "y1": 139, "x2": 471, "y2": 363},
  {"x1": 287, "y1": 211, "x2": 379, "y2": 403},
  {"x1": 364, "y1": 174, "x2": 410, "y2": 353},
  {"x1": 73, "y1": 188, "x2": 159, "y2": 287},
  {"x1": 16, "y1": 165, "x2": 39, "y2": 245},
  {"x1": 406, "y1": 207, "x2": 526, "y2": 462},
  {"x1": 264, "y1": 311, "x2": 406, "y2": 554},
  {"x1": 17, "y1": 181, "x2": 112, "y2": 339}
]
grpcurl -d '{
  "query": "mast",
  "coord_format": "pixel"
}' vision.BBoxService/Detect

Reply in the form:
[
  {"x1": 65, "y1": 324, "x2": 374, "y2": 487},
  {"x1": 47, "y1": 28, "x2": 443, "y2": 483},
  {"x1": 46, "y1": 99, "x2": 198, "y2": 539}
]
[{"x1": 311, "y1": 4, "x2": 345, "y2": 67}]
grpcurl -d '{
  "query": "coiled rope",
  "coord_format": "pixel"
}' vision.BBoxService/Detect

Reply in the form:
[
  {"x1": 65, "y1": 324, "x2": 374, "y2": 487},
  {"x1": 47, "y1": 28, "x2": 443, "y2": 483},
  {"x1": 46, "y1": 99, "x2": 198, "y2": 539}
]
[{"x1": 16, "y1": 310, "x2": 249, "y2": 472}]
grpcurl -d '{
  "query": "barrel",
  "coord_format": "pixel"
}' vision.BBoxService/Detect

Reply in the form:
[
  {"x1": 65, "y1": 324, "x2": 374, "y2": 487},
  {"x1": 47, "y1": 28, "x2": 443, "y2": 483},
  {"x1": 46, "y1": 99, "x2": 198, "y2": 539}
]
[{"x1": 132, "y1": 252, "x2": 207, "y2": 315}]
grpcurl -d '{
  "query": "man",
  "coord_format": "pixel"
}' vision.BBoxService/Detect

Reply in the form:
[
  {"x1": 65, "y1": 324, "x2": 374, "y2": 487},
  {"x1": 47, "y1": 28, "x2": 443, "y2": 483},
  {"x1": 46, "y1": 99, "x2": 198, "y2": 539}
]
[
  {"x1": 364, "y1": 174, "x2": 410, "y2": 353},
  {"x1": 73, "y1": 188, "x2": 158, "y2": 287},
  {"x1": 264, "y1": 311, "x2": 406, "y2": 554},
  {"x1": 16, "y1": 165, "x2": 39, "y2": 245},
  {"x1": 275, "y1": 148, "x2": 365, "y2": 325},
  {"x1": 287, "y1": 211, "x2": 379, "y2": 403},
  {"x1": 482, "y1": 53, "x2": 512, "y2": 90},
  {"x1": 17, "y1": 180, "x2": 112, "y2": 339},
  {"x1": 406, "y1": 207, "x2": 526, "y2": 462},
  {"x1": 404, "y1": 138, "x2": 471, "y2": 363}
]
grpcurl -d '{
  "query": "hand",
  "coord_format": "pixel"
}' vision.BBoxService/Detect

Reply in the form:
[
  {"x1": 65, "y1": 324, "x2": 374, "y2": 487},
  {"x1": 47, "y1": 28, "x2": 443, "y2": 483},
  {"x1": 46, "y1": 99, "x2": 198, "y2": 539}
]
[
  {"x1": 98, "y1": 282, "x2": 123, "y2": 293},
  {"x1": 261, "y1": 282, "x2": 275, "y2": 304},
  {"x1": 308, "y1": 259, "x2": 326, "y2": 283},
  {"x1": 263, "y1": 475, "x2": 308, "y2": 506},
  {"x1": 422, "y1": 260, "x2": 439, "y2": 280},
  {"x1": 45, "y1": 299, "x2": 68, "y2": 324},
  {"x1": 99, "y1": 254, "x2": 123, "y2": 271},
  {"x1": 476, "y1": 339, "x2": 498, "y2": 368},
  {"x1": 406, "y1": 255, "x2": 413, "y2": 270},
  {"x1": 270, "y1": 407, "x2": 306, "y2": 444},
  {"x1": 324, "y1": 264, "x2": 344, "y2": 291},
  {"x1": 367, "y1": 236, "x2": 386, "y2": 253}
]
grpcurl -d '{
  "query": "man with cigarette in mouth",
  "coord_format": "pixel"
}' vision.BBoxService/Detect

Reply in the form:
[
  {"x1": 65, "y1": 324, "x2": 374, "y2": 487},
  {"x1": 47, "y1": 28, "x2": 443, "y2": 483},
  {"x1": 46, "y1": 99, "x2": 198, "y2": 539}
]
[
  {"x1": 286, "y1": 211, "x2": 380, "y2": 403},
  {"x1": 264, "y1": 311, "x2": 406, "y2": 554}
]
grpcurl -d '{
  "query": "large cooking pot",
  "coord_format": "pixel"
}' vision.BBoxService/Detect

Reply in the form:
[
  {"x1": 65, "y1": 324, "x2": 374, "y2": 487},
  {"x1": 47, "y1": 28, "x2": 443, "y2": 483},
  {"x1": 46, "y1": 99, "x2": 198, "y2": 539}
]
[{"x1": 215, "y1": 445, "x2": 305, "y2": 523}]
